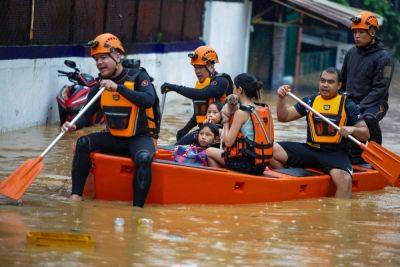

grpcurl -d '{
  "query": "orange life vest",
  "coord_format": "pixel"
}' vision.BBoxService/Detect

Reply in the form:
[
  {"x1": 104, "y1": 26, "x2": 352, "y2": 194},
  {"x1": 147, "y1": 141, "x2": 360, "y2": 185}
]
[
  {"x1": 224, "y1": 104, "x2": 274, "y2": 167},
  {"x1": 307, "y1": 94, "x2": 347, "y2": 146},
  {"x1": 193, "y1": 73, "x2": 232, "y2": 124},
  {"x1": 100, "y1": 80, "x2": 158, "y2": 138}
]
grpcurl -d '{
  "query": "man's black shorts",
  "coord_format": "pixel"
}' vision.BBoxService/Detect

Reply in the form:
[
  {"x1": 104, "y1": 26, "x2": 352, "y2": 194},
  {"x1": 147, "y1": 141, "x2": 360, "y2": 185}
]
[{"x1": 279, "y1": 142, "x2": 353, "y2": 175}]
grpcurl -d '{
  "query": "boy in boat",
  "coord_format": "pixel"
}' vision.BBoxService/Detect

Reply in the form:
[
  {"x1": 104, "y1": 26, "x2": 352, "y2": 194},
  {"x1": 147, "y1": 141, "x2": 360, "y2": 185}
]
[
  {"x1": 160, "y1": 46, "x2": 233, "y2": 143},
  {"x1": 62, "y1": 33, "x2": 160, "y2": 207},
  {"x1": 270, "y1": 67, "x2": 370, "y2": 198}
]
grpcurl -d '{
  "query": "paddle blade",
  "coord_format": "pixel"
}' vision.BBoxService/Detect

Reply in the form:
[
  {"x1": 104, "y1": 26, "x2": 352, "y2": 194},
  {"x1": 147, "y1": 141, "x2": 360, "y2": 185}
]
[
  {"x1": 0, "y1": 157, "x2": 44, "y2": 200},
  {"x1": 361, "y1": 141, "x2": 400, "y2": 186}
]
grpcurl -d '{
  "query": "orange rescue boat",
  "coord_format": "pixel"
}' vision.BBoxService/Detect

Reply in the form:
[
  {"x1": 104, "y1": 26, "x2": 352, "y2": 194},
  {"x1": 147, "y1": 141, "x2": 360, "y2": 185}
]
[{"x1": 88, "y1": 147, "x2": 396, "y2": 204}]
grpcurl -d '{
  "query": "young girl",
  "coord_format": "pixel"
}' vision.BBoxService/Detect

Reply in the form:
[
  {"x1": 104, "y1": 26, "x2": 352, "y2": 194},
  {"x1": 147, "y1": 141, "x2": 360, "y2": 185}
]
[
  {"x1": 173, "y1": 123, "x2": 220, "y2": 166},
  {"x1": 206, "y1": 73, "x2": 274, "y2": 175},
  {"x1": 204, "y1": 102, "x2": 223, "y2": 125},
  {"x1": 175, "y1": 102, "x2": 223, "y2": 146}
]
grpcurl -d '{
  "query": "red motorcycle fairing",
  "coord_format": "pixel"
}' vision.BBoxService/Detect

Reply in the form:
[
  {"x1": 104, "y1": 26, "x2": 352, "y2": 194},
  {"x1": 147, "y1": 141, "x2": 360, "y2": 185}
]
[{"x1": 56, "y1": 60, "x2": 104, "y2": 125}]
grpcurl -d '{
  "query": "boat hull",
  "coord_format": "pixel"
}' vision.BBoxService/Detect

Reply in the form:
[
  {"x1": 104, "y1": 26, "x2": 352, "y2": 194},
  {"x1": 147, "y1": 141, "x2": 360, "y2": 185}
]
[{"x1": 88, "y1": 151, "x2": 390, "y2": 204}]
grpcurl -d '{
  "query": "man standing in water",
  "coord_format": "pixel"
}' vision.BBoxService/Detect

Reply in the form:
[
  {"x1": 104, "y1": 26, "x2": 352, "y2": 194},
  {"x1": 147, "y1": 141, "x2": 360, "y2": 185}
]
[
  {"x1": 271, "y1": 68, "x2": 370, "y2": 198},
  {"x1": 62, "y1": 33, "x2": 160, "y2": 207},
  {"x1": 340, "y1": 11, "x2": 394, "y2": 162}
]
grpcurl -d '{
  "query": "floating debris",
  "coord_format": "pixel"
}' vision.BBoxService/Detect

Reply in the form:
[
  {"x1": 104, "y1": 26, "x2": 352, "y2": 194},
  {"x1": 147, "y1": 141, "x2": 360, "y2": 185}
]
[
  {"x1": 114, "y1": 217, "x2": 125, "y2": 227},
  {"x1": 26, "y1": 231, "x2": 94, "y2": 247}
]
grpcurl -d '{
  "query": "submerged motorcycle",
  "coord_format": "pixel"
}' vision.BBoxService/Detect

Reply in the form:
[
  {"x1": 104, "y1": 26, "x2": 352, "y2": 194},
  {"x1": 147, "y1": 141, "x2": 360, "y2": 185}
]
[{"x1": 56, "y1": 60, "x2": 103, "y2": 125}]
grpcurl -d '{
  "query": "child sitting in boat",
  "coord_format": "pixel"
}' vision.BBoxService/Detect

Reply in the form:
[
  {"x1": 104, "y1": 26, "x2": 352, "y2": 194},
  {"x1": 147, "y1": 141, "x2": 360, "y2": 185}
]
[
  {"x1": 173, "y1": 122, "x2": 220, "y2": 166},
  {"x1": 176, "y1": 102, "x2": 223, "y2": 146}
]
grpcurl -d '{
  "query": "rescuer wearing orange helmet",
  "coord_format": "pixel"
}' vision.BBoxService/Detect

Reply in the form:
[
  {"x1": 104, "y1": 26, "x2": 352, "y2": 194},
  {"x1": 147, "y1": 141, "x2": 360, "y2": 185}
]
[
  {"x1": 161, "y1": 45, "x2": 233, "y2": 143},
  {"x1": 340, "y1": 11, "x2": 394, "y2": 163},
  {"x1": 62, "y1": 33, "x2": 160, "y2": 207}
]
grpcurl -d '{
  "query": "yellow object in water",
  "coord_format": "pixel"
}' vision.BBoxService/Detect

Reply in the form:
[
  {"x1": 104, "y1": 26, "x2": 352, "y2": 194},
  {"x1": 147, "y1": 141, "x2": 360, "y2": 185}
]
[{"x1": 26, "y1": 231, "x2": 94, "y2": 247}]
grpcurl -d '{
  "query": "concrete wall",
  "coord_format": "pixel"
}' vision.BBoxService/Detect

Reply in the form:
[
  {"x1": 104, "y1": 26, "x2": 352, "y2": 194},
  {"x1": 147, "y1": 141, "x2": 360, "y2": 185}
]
[
  {"x1": 203, "y1": 0, "x2": 252, "y2": 78},
  {"x1": 0, "y1": 0, "x2": 252, "y2": 132},
  {"x1": 0, "y1": 53, "x2": 195, "y2": 132}
]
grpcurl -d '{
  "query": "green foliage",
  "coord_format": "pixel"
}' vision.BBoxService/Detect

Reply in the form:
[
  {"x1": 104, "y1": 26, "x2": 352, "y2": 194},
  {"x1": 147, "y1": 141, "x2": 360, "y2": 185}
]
[
  {"x1": 332, "y1": 0, "x2": 349, "y2": 5},
  {"x1": 364, "y1": 0, "x2": 400, "y2": 59},
  {"x1": 331, "y1": 0, "x2": 400, "y2": 59}
]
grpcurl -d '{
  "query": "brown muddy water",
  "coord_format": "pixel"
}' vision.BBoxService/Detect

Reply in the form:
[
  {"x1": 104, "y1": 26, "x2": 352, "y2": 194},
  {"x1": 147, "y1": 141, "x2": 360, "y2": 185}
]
[{"x1": 1, "y1": 91, "x2": 400, "y2": 266}]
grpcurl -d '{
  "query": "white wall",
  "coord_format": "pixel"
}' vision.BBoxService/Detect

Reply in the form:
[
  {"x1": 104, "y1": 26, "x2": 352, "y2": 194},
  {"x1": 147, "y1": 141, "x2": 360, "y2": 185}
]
[
  {"x1": 0, "y1": 53, "x2": 195, "y2": 132},
  {"x1": 0, "y1": 0, "x2": 252, "y2": 132},
  {"x1": 203, "y1": 0, "x2": 252, "y2": 78}
]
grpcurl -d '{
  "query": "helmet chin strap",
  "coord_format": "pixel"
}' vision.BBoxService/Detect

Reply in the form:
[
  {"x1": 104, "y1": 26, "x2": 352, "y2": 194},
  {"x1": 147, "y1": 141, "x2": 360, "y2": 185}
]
[
  {"x1": 368, "y1": 27, "x2": 377, "y2": 39},
  {"x1": 367, "y1": 35, "x2": 376, "y2": 47},
  {"x1": 109, "y1": 53, "x2": 122, "y2": 78},
  {"x1": 205, "y1": 63, "x2": 215, "y2": 77}
]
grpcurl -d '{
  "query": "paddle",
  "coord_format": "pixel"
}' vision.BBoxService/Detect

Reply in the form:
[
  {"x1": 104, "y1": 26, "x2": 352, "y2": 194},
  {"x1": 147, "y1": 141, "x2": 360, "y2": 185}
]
[
  {"x1": 288, "y1": 92, "x2": 400, "y2": 186},
  {"x1": 160, "y1": 92, "x2": 167, "y2": 123},
  {"x1": 0, "y1": 87, "x2": 106, "y2": 200}
]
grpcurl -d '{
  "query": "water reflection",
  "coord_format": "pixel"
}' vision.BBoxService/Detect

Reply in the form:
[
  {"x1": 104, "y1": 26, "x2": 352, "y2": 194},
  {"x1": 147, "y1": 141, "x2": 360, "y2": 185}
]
[{"x1": 0, "y1": 91, "x2": 399, "y2": 265}]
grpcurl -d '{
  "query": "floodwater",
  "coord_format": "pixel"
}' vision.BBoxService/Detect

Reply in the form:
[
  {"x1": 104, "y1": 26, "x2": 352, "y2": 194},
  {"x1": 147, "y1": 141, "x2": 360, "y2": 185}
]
[{"x1": 1, "y1": 90, "x2": 400, "y2": 266}]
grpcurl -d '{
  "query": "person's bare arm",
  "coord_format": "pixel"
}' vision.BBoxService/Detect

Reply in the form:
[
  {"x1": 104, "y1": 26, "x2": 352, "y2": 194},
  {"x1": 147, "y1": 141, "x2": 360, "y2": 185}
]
[
  {"x1": 223, "y1": 110, "x2": 248, "y2": 147},
  {"x1": 339, "y1": 120, "x2": 370, "y2": 141},
  {"x1": 276, "y1": 85, "x2": 302, "y2": 122}
]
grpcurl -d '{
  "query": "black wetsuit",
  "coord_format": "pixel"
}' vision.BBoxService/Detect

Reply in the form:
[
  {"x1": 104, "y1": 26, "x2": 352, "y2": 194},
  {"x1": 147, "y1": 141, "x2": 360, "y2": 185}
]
[
  {"x1": 340, "y1": 39, "x2": 394, "y2": 145},
  {"x1": 172, "y1": 73, "x2": 233, "y2": 141},
  {"x1": 72, "y1": 67, "x2": 159, "y2": 207}
]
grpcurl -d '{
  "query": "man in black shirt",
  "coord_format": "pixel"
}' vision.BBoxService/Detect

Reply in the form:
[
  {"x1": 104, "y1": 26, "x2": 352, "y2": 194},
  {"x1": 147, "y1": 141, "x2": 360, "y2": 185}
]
[
  {"x1": 340, "y1": 11, "x2": 394, "y2": 155},
  {"x1": 271, "y1": 68, "x2": 370, "y2": 198}
]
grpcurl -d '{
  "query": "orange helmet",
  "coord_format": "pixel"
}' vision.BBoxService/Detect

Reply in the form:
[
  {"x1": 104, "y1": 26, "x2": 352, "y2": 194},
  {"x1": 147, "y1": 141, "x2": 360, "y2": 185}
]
[
  {"x1": 188, "y1": 46, "x2": 219, "y2": 66},
  {"x1": 351, "y1": 11, "x2": 379, "y2": 30},
  {"x1": 88, "y1": 33, "x2": 125, "y2": 57}
]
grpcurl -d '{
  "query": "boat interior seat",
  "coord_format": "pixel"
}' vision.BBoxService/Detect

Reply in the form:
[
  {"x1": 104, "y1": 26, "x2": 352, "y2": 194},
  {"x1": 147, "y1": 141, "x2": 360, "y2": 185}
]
[{"x1": 273, "y1": 167, "x2": 323, "y2": 177}]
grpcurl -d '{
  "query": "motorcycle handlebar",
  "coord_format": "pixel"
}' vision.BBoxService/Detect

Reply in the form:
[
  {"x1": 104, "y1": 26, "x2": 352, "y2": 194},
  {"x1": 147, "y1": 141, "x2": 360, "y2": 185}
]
[{"x1": 58, "y1": 69, "x2": 95, "y2": 86}]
